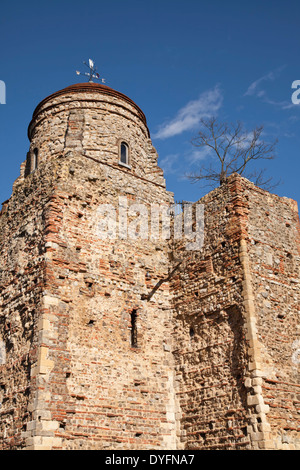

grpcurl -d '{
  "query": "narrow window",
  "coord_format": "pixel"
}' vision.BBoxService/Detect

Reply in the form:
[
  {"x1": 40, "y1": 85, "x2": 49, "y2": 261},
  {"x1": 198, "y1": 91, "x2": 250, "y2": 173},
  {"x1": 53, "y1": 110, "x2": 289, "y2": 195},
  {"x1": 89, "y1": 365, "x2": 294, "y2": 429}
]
[
  {"x1": 32, "y1": 148, "x2": 38, "y2": 171},
  {"x1": 120, "y1": 142, "x2": 129, "y2": 165},
  {"x1": 34, "y1": 148, "x2": 38, "y2": 170},
  {"x1": 25, "y1": 152, "x2": 31, "y2": 177},
  {"x1": 130, "y1": 310, "x2": 138, "y2": 348}
]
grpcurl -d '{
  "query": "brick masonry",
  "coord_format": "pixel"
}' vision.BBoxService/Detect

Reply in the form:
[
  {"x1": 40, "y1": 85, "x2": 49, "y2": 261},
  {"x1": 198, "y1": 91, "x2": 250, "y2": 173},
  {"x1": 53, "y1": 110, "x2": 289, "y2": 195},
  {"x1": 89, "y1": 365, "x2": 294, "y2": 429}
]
[{"x1": 0, "y1": 83, "x2": 299, "y2": 450}]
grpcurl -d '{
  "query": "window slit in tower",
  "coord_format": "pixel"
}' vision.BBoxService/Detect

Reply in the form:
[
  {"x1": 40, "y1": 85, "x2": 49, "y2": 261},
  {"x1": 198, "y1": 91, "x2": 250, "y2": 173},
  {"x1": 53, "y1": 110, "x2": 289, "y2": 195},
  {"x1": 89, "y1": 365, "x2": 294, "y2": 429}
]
[
  {"x1": 33, "y1": 148, "x2": 38, "y2": 171},
  {"x1": 130, "y1": 310, "x2": 138, "y2": 348},
  {"x1": 120, "y1": 142, "x2": 129, "y2": 165}
]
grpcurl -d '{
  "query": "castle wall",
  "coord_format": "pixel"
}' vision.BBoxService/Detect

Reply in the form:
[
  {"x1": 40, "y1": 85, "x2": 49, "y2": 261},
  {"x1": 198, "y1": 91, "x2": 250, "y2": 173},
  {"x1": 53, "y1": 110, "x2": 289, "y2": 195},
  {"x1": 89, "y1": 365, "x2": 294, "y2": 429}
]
[
  {"x1": 0, "y1": 166, "x2": 56, "y2": 449},
  {"x1": 171, "y1": 177, "x2": 250, "y2": 450},
  {"x1": 171, "y1": 175, "x2": 299, "y2": 450},
  {"x1": 26, "y1": 151, "x2": 179, "y2": 450},
  {"x1": 0, "y1": 82, "x2": 299, "y2": 451},
  {"x1": 245, "y1": 185, "x2": 300, "y2": 449}
]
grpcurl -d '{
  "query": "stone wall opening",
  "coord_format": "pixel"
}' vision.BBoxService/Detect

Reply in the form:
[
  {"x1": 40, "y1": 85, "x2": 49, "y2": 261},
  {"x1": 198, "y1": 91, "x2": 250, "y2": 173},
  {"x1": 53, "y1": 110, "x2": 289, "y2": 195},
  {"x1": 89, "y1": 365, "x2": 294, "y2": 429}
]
[{"x1": 130, "y1": 309, "x2": 138, "y2": 348}]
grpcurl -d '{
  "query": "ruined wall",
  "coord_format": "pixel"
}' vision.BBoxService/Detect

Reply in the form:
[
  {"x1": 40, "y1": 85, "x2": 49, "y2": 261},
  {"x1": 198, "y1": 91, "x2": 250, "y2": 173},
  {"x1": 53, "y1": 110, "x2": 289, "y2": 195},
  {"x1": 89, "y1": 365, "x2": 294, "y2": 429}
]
[
  {"x1": 171, "y1": 174, "x2": 299, "y2": 450},
  {"x1": 171, "y1": 177, "x2": 250, "y2": 450},
  {"x1": 0, "y1": 164, "x2": 58, "y2": 449},
  {"x1": 245, "y1": 184, "x2": 300, "y2": 449}
]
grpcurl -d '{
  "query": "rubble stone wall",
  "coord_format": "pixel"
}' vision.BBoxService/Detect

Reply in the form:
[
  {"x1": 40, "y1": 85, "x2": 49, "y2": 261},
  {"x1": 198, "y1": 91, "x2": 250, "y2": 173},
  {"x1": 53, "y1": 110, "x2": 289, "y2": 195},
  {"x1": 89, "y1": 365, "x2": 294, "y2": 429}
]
[
  {"x1": 171, "y1": 175, "x2": 300, "y2": 450},
  {"x1": 245, "y1": 184, "x2": 300, "y2": 449},
  {"x1": 0, "y1": 165, "x2": 55, "y2": 449},
  {"x1": 26, "y1": 84, "x2": 165, "y2": 186},
  {"x1": 27, "y1": 152, "x2": 179, "y2": 450},
  {"x1": 171, "y1": 177, "x2": 250, "y2": 450}
]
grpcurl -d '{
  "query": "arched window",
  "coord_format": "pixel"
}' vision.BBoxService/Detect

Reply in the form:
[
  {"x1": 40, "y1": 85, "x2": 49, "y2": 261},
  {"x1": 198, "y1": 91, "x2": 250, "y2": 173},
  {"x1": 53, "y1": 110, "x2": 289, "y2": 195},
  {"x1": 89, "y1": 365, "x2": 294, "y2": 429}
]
[{"x1": 120, "y1": 141, "x2": 129, "y2": 166}]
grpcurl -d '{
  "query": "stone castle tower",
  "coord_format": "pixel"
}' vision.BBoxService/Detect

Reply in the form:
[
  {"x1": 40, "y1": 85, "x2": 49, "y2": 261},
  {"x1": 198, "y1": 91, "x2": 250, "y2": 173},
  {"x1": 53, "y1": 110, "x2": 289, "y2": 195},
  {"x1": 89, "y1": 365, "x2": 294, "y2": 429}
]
[{"x1": 0, "y1": 82, "x2": 299, "y2": 450}]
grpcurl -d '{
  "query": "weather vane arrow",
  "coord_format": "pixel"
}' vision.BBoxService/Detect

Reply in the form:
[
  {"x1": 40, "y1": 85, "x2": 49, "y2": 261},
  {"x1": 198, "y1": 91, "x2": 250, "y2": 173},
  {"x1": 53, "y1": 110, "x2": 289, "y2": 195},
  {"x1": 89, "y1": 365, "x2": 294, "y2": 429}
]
[{"x1": 76, "y1": 59, "x2": 106, "y2": 83}]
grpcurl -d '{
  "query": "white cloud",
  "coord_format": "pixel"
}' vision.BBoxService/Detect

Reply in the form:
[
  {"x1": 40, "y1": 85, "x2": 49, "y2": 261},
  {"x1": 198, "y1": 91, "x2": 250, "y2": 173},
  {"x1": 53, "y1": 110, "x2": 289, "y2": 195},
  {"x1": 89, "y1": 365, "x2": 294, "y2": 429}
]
[
  {"x1": 244, "y1": 69, "x2": 281, "y2": 97},
  {"x1": 244, "y1": 65, "x2": 294, "y2": 109},
  {"x1": 262, "y1": 97, "x2": 294, "y2": 110},
  {"x1": 160, "y1": 147, "x2": 215, "y2": 179},
  {"x1": 159, "y1": 154, "x2": 179, "y2": 174},
  {"x1": 185, "y1": 147, "x2": 213, "y2": 165},
  {"x1": 153, "y1": 86, "x2": 223, "y2": 139}
]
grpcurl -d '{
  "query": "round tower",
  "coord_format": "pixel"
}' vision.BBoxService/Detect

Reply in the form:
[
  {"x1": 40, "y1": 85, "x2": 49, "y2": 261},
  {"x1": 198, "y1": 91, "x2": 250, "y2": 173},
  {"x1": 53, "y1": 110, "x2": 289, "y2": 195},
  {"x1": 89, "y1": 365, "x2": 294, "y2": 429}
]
[
  {"x1": 2, "y1": 82, "x2": 178, "y2": 450},
  {"x1": 25, "y1": 83, "x2": 165, "y2": 186}
]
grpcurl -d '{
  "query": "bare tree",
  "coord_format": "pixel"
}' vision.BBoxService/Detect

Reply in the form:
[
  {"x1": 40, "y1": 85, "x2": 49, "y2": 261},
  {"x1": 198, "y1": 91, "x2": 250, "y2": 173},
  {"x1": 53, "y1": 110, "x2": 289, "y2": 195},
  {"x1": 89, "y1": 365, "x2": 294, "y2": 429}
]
[{"x1": 186, "y1": 117, "x2": 279, "y2": 190}]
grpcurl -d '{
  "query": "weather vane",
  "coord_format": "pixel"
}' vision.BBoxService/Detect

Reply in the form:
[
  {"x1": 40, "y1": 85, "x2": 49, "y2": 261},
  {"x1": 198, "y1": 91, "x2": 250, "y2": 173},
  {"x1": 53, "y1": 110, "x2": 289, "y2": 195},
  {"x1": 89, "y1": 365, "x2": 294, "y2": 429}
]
[{"x1": 76, "y1": 59, "x2": 106, "y2": 84}]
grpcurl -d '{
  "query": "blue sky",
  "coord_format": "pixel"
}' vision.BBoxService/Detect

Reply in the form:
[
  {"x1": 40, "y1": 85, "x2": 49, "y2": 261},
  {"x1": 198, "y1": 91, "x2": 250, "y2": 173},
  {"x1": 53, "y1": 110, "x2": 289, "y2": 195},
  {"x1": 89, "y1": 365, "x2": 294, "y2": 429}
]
[{"x1": 0, "y1": 0, "x2": 300, "y2": 205}]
